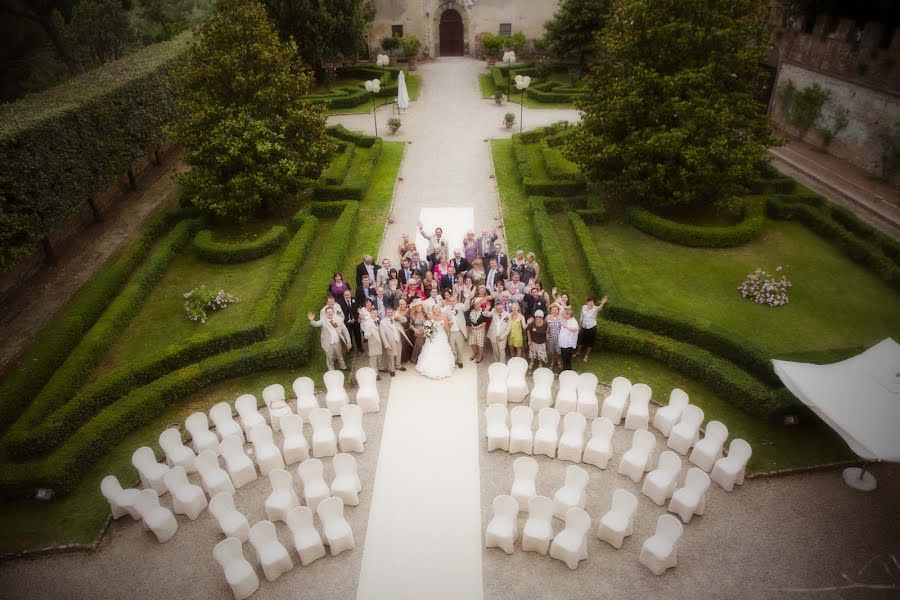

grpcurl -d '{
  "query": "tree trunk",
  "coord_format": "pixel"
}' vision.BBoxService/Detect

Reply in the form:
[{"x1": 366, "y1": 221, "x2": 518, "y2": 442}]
[{"x1": 127, "y1": 167, "x2": 136, "y2": 189}]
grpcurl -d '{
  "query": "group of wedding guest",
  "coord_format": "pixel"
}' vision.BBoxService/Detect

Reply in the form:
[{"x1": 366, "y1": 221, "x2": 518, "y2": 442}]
[{"x1": 309, "y1": 221, "x2": 607, "y2": 378}]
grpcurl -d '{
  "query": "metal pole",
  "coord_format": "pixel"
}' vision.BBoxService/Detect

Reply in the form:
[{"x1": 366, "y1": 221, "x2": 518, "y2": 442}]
[
  {"x1": 520, "y1": 88, "x2": 524, "y2": 133},
  {"x1": 372, "y1": 94, "x2": 378, "y2": 137}
]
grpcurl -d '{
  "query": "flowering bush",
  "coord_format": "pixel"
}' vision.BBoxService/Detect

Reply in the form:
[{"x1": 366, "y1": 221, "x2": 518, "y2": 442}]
[
  {"x1": 183, "y1": 285, "x2": 240, "y2": 323},
  {"x1": 738, "y1": 267, "x2": 791, "y2": 307}
]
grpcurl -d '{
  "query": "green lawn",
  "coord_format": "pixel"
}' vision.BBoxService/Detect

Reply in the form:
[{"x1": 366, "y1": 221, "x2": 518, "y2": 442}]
[
  {"x1": 479, "y1": 72, "x2": 578, "y2": 110},
  {"x1": 327, "y1": 72, "x2": 422, "y2": 115},
  {"x1": 491, "y1": 138, "x2": 536, "y2": 253}
]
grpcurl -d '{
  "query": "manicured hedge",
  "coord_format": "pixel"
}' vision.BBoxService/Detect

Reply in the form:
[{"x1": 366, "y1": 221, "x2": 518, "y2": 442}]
[
  {"x1": 627, "y1": 199, "x2": 767, "y2": 248},
  {"x1": 321, "y1": 142, "x2": 353, "y2": 185},
  {"x1": 491, "y1": 67, "x2": 506, "y2": 90},
  {"x1": 315, "y1": 139, "x2": 384, "y2": 200},
  {"x1": 540, "y1": 140, "x2": 581, "y2": 180},
  {"x1": 326, "y1": 124, "x2": 377, "y2": 148},
  {"x1": 527, "y1": 81, "x2": 586, "y2": 103},
  {"x1": 0, "y1": 32, "x2": 190, "y2": 272},
  {"x1": 524, "y1": 178, "x2": 586, "y2": 196},
  {"x1": 530, "y1": 199, "x2": 573, "y2": 293},
  {"x1": 517, "y1": 121, "x2": 572, "y2": 144},
  {"x1": 193, "y1": 225, "x2": 287, "y2": 264}
]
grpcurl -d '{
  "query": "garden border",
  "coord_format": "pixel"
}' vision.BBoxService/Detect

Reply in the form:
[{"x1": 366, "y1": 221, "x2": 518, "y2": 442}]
[
  {"x1": 627, "y1": 198, "x2": 767, "y2": 248},
  {"x1": 192, "y1": 225, "x2": 288, "y2": 264}
]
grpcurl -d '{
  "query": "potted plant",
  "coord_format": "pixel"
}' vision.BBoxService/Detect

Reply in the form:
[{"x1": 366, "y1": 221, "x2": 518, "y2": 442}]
[
  {"x1": 387, "y1": 117, "x2": 402, "y2": 134},
  {"x1": 482, "y1": 33, "x2": 503, "y2": 65},
  {"x1": 504, "y1": 112, "x2": 516, "y2": 129},
  {"x1": 493, "y1": 89, "x2": 505, "y2": 105},
  {"x1": 380, "y1": 35, "x2": 399, "y2": 63},
  {"x1": 400, "y1": 35, "x2": 422, "y2": 70}
]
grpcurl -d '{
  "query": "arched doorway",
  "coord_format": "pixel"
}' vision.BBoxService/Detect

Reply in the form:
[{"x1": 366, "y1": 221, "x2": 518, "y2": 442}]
[{"x1": 440, "y1": 9, "x2": 464, "y2": 56}]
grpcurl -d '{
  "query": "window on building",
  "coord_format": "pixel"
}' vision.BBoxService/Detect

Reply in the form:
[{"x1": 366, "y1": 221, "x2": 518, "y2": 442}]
[
  {"x1": 878, "y1": 25, "x2": 894, "y2": 50},
  {"x1": 392, "y1": 24, "x2": 403, "y2": 37},
  {"x1": 499, "y1": 23, "x2": 512, "y2": 37}
]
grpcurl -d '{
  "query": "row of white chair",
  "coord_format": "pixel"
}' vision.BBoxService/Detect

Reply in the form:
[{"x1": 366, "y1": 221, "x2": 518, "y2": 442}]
[{"x1": 265, "y1": 455, "x2": 362, "y2": 523}]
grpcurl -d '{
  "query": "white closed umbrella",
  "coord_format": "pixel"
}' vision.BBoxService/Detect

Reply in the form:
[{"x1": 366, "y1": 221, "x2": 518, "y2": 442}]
[{"x1": 397, "y1": 70, "x2": 410, "y2": 110}]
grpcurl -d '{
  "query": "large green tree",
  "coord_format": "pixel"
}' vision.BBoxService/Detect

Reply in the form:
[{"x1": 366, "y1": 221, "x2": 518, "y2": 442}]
[
  {"x1": 567, "y1": 0, "x2": 776, "y2": 208},
  {"x1": 166, "y1": 0, "x2": 332, "y2": 221},
  {"x1": 0, "y1": 0, "x2": 84, "y2": 75},
  {"x1": 69, "y1": 0, "x2": 133, "y2": 65},
  {"x1": 543, "y1": 0, "x2": 611, "y2": 66}
]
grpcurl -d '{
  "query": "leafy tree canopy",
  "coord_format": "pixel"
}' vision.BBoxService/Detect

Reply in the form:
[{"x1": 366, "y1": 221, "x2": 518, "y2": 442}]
[
  {"x1": 69, "y1": 0, "x2": 133, "y2": 65},
  {"x1": 543, "y1": 0, "x2": 611, "y2": 65}
]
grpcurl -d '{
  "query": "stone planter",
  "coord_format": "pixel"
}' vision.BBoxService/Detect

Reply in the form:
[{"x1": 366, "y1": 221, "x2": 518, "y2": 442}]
[{"x1": 407, "y1": 56, "x2": 418, "y2": 71}]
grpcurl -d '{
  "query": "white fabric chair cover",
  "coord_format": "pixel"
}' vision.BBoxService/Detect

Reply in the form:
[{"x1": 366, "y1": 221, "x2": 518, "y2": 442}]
[
  {"x1": 624, "y1": 383, "x2": 652, "y2": 430},
  {"x1": 652, "y1": 389, "x2": 689, "y2": 437},
  {"x1": 265, "y1": 468, "x2": 301, "y2": 523},
  {"x1": 298, "y1": 458, "x2": 331, "y2": 513},
  {"x1": 309, "y1": 407, "x2": 338, "y2": 458},
  {"x1": 555, "y1": 370, "x2": 579, "y2": 415},
  {"x1": 529, "y1": 367, "x2": 555, "y2": 412},
  {"x1": 323, "y1": 370, "x2": 350, "y2": 415},
  {"x1": 100, "y1": 475, "x2": 140, "y2": 520},
  {"x1": 248, "y1": 424, "x2": 285, "y2": 476},
  {"x1": 668, "y1": 405, "x2": 704, "y2": 455},
  {"x1": 508, "y1": 405, "x2": 534, "y2": 455},
  {"x1": 669, "y1": 467, "x2": 710, "y2": 523},
  {"x1": 280, "y1": 413, "x2": 310, "y2": 465},
  {"x1": 331, "y1": 452, "x2": 362, "y2": 507},
  {"x1": 596, "y1": 489, "x2": 638, "y2": 549},
  {"x1": 487, "y1": 362, "x2": 509, "y2": 406},
  {"x1": 286, "y1": 506, "x2": 327, "y2": 566},
  {"x1": 209, "y1": 492, "x2": 250, "y2": 542},
  {"x1": 134, "y1": 489, "x2": 178, "y2": 543},
  {"x1": 235, "y1": 394, "x2": 266, "y2": 433},
  {"x1": 617, "y1": 429, "x2": 656, "y2": 484},
  {"x1": 576, "y1": 372, "x2": 599, "y2": 419},
  {"x1": 339, "y1": 403, "x2": 366, "y2": 453},
  {"x1": 159, "y1": 427, "x2": 197, "y2": 474},
  {"x1": 510, "y1": 456, "x2": 538, "y2": 510},
  {"x1": 196, "y1": 449, "x2": 236, "y2": 497},
  {"x1": 610, "y1": 376, "x2": 632, "y2": 397},
  {"x1": 485, "y1": 404, "x2": 510, "y2": 452},
  {"x1": 710, "y1": 438, "x2": 752, "y2": 492},
  {"x1": 317, "y1": 496, "x2": 355, "y2": 556},
  {"x1": 249, "y1": 520, "x2": 294, "y2": 581},
  {"x1": 355, "y1": 367, "x2": 381, "y2": 413},
  {"x1": 602, "y1": 376, "x2": 632, "y2": 424},
  {"x1": 583, "y1": 417, "x2": 615, "y2": 469},
  {"x1": 163, "y1": 465, "x2": 207, "y2": 520},
  {"x1": 507, "y1": 357, "x2": 530, "y2": 403},
  {"x1": 690, "y1": 420, "x2": 729, "y2": 472},
  {"x1": 185, "y1": 412, "x2": 220, "y2": 456},
  {"x1": 213, "y1": 537, "x2": 259, "y2": 600},
  {"x1": 549, "y1": 507, "x2": 591, "y2": 570},
  {"x1": 220, "y1": 434, "x2": 258, "y2": 489},
  {"x1": 262, "y1": 383, "x2": 292, "y2": 433},
  {"x1": 533, "y1": 408, "x2": 560, "y2": 458},
  {"x1": 292, "y1": 376, "x2": 319, "y2": 419},
  {"x1": 642, "y1": 450, "x2": 682, "y2": 506},
  {"x1": 132, "y1": 446, "x2": 170, "y2": 496},
  {"x1": 557, "y1": 411, "x2": 587, "y2": 463},
  {"x1": 210, "y1": 402, "x2": 244, "y2": 443},
  {"x1": 552, "y1": 465, "x2": 589, "y2": 520},
  {"x1": 639, "y1": 514, "x2": 683, "y2": 575},
  {"x1": 521, "y1": 495, "x2": 554, "y2": 555},
  {"x1": 484, "y1": 494, "x2": 519, "y2": 554}
]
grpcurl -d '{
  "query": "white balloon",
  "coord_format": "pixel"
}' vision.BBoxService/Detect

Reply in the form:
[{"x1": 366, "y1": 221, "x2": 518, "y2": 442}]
[
  {"x1": 523, "y1": 76, "x2": 531, "y2": 86},
  {"x1": 515, "y1": 74, "x2": 524, "y2": 84}
]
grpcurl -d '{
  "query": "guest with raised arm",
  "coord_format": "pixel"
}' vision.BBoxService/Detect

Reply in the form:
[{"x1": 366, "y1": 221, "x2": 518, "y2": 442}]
[
  {"x1": 559, "y1": 306, "x2": 579, "y2": 371},
  {"x1": 463, "y1": 231, "x2": 479, "y2": 264},
  {"x1": 308, "y1": 307, "x2": 351, "y2": 372},
  {"x1": 576, "y1": 295, "x2": 607, "y2": 363},
  {"x1": 417, "y1": 220, "x2": 449, "y2": 262},
  {"x1": 487, "y1": 301, "x2": 511, "y2": 363},
  {"x1": 477, "y1": 227, "x2": 499, "y2": 262}
]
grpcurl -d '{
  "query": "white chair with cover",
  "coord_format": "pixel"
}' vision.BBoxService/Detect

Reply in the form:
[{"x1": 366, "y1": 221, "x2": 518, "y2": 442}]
[
  {"x1": 552, "y1": 465, "x2": 589, "y2": 520},
  {"x1": 280, "y1": 413, "x2": 310, "y2": 465},
  {"x1": 262, "y1": 383, "x2": 292, "y2": 434},
  {"x1": 642, "y1": 451, "x2": 682, "y2": 506},
  {"x1": 690, "y1": 420, "x2": 729, "y2": 472},
  {"x1": 248, "y1": 424, "x2": 285, "y2": 476},
  {"x1": 331, "y1": 452, "x2": 362, "y2": 507},
  {"x1": 292, "y1": 376, "x2": 319, "y2": 419},
  {"x1": 555, "y1": 370, "x2": 579, "y2": 415},
  {"x1": 596, "y1": 489, "x2": 638, "y2": 549},
  {"x1": 549, "y1": 507, "x2": 591, "y2": 570},
  {"x1": 209, "y1": 492, "x2": 250, "y2": 542},
  {"x1": 297, "y1": 458, "x2": 331, "y2": 513},
  {"x1": 235, "y1": 394, "x2": 266, "y2": 434},
  {"x1": 323, "y1": 370, "x2": 350, "y2": 415},
  {"x1": 132, "y1": 446, "x2": 170, "y2": 496},
  {"x1": 625, "y1": 383, "x2": 652, "y2": 431},
  {"x1": 220, "y1": 434, "x2": 258, "y2": 489},
  {"x1": 196, "y1": 449, "x2": 236, "y2": 497},
  {"x1": 710, "y1": 439, "x2": 752, "y2": 492},
  {"x1": 510, "y1": 456, "x2": 538, "y2": 510},
  {"x1": 506, "y1": 357, "x2": 529, "y2": 403},
  {"x1": 639, "y1": 514, "x2": 683, "y2": 575},
  {"x1": 521, "y1": 495, "x2": 554, "y2": 555},
  {"x1": 668, "y1": 405, "x2": 704, "y2": 456},
  {"x1": 100, "y1": 475, "x2": 140, "y2": 520},
  {"x1": 185, "y1": 412, "x2": 220, "y2": 456},
  {"x1": 159, "y1": 427, "x2": 197, "y2": 474},
  {"x1": 583, "y1": 417, "x2": 615, "y2": 469},
  {"x1": 213, "y1": 537, "x2": 259, "y2": 600},
  {"x1": 286, "y1": 506, "x2": 326, "y2": 566},
  {"x1": 487, "y1": 362, "x2": 509, "y2": 406},
  {"x1": 309, "y1": 407, "x2": 338, "y2": 458},
  {"x1": 134, "y1": 489, "x2": 178, "y2": 543},
  {"x1": 529, "y1": 367, "x2": 554, "y2": 412},
  {"x1": 317, "y1": 496, "x2": 355, "y2": 556},
  {"x1": 652, "y1": 389, "x2": 689, "y2": 437},
  {"x1": 210, "y1": 402, "x2": 244, "y2": 443},
  {"x1": 485, "y1": 404, "x2": 510, "y2": 452},
  {"x1": 601, "y1": 376, "x2": 632, "y2": 424},
  {"x1": 339, "y1": 403, "x2": 366, "y2": 453},
  {"x1": 484, "y1": 494, "x2": 518, "y2": 554},
  {"x1": 668, "y1": 467, "x2": 710, "y2": 523},
  {"x1": 576, "y1": 372, "x2": 599, "y2": 419},
  {"x1": 557, "y1": 411, "x2": 587, "y2": 464},
  {"x1": 617, "y1": 429, "x2": 656, "y2": 484},
  {"x1": 508, "y1": 405, "x2": 534, "y2": 455},
  {"x1": 355, "y1": 367, "x2": 380, "y2": 413},
  {"x1": 265, "y1": 468, "x2": 301, "y2": 523},
  {"x1": 163, "y1": 466, "x2": 207, "y2": 520},
  {"x1": 610, "y1": 375, "x2": 632, "y2": 397},
  {"x1": 533, "y1": 408, "x2": 560, "y2": 458},
  {"x1": 249, "y1": 520, "x2": 294, "y2": 582}
]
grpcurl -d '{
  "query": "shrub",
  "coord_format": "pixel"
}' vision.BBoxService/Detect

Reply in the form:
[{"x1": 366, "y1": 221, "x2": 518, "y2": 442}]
[
  {"x1": 321, "y1": 142, "x2": 354, "y2": 185},
  {"x1": 482, "y1": 33, "x2": 505, "y2": 57},
  {"x1": 315, "y1": 139, "x2": 384, "y2": 200},
  {"x1": 738, "y1": 267, "x2": 792, "y2": 307},
  {"x1": 504, "y1": 112, "x2": 516, "y2": 129},
  {"x1": 183, "y1": 286, "x2": 241, "y2": 323},
  {"x1": 387, "y1": 117, "x2": 402, "y2": 134},
  {"x1": 193, "y1": 225, "x2": 287, "y2": 263},
  {"x1": 531, "y1": 199, "x2": 572, "y2": 293},
  {"x1": 399, "y1": 35, "x2": 422, "y2": 58},
  {"x1": 326, "y1": 124, "x2": 377, "y2": 148},
  {"x1": 380, "y1": 36, "x2": 400, "y2": 54},
  {"x1": 523, "y1": 178, "x2": 586, "y2": 196},
  {"x1": 627, "y1": 199, "x2": 766, "y2": 248},
  {"x1": 491, "y1": 66, "x2": 506, "y2": 89},
  {"x1": 540, "y1": 140, "x2": 581, "y2": 179}
]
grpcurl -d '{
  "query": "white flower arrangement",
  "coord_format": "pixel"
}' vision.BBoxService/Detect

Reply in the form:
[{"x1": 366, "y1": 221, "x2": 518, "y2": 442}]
[
  {"x1": 423, "y1": 319, "x2": 439, "y2": 341},
  {"x1": 738, "y1": 266, "x2": 791, "y2": 307}
]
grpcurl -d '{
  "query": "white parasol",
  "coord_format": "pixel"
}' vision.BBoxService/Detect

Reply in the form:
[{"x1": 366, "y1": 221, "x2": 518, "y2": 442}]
[{"x1": 397, "y1": 70, "x2": 410, "y2": 110}]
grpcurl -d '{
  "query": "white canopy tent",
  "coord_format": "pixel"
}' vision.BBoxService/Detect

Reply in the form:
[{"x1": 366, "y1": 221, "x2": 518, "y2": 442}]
[
  {"x1": 397, "y1": 70, "x2": 410, "y2": 111},
  {"x1": 772, "y1": 338, "x2": 900, "y2": 490}
]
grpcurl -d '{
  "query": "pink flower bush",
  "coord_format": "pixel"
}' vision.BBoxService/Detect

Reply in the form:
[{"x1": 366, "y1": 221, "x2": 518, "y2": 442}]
[
  {"x1": 738, "y1": 266, "x2": 791, "y2": 307},
  {"x1": 183, "y1": 285, "x2": 241, "y2": 323}
]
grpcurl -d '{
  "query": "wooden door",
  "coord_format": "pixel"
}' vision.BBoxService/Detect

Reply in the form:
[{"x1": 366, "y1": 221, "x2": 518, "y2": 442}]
[{"x1": 440, "y1": 9, "x2": 464, "y2": 56}]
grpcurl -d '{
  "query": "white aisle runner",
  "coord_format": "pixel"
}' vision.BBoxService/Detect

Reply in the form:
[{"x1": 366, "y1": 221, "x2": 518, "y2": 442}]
[{"x1": 356, "y1": 366, "x2": 483, "y2": 600}]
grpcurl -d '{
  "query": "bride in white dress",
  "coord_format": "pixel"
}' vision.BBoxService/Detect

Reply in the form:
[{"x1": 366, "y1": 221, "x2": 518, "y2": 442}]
[{"x1": 415, "y1": 305, "x2": 456, "y2": 380}]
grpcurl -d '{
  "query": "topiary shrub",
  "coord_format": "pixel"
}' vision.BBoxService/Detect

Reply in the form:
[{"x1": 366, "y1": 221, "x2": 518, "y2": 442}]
[{"x1": 627, "y1": 199, "x2": 767, "y2": 248}]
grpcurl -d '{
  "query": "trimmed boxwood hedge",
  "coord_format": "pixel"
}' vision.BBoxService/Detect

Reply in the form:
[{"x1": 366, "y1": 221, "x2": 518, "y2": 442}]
[
  {"x1": 321, "y1": 142, "x2": 353, "y2": 185},
  {"x1": 627, "y1": 198, "x2": 767, "y2": 248},
  {"x1": 326, "y1": 124, "x2": 377, "y2": 148},
  {"x1": 315, "y1": 139, "x2": 384, "y2": 200},
  {"x1": 530, "y1": 198, "x2": 573, "y2": 293},
  {"x1": 193, "y1": 225, "x2": 288, "y2": 264}
]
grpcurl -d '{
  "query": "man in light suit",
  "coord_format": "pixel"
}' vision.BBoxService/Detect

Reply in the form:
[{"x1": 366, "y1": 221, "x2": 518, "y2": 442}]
[
  {"x1": 379, "y1": 307, "x2": 410, "y2": 376},
  {"x1": 476, "y1": 227, "x2": 499, "y2": 262},
  {"x1": 307, "y1": 307, "x2": 351, "y2": 371},
  {"x1": 443, "y1": 296, "x2": 470, "y2": 368},
  {"x1": 417, "y1": 220, "x2": 449, "y2": 262},
  {"x1": 360, "y1": 308, "x2": 384, "y2": 379},
  {"x1": 318, "y1": 295, "x2": 345, "y2": 322}
]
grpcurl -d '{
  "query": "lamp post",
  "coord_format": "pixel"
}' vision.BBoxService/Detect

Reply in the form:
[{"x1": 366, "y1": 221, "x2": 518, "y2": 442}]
[
  {"x1": 376, "y1": 53, "x2": 389, "y2": 78},
  {"x1": 364, "y1": 78, "x2": 381, "y2": 136},
  {"x1": 514, "y1": 74, "x2": 531, "y2": 133},
  {"x1": 502, "y1": 50, "x2": 516, "y2": 98}
]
